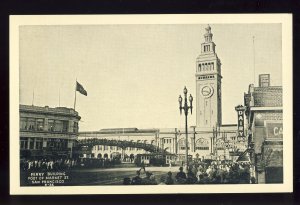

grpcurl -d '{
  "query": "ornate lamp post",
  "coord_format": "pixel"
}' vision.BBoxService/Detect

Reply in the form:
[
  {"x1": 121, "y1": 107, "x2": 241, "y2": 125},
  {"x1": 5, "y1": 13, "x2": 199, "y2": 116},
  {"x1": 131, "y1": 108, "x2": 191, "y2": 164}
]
[{"x1": 178, "y1": 86, "x2": 193, "y2": 173}]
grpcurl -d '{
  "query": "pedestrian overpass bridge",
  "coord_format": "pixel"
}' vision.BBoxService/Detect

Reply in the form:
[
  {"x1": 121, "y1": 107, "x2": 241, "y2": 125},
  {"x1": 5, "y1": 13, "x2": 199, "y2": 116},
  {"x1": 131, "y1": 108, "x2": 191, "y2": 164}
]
[{"x1": 77, "y1": 138, "x2": 169, "y2": 154}]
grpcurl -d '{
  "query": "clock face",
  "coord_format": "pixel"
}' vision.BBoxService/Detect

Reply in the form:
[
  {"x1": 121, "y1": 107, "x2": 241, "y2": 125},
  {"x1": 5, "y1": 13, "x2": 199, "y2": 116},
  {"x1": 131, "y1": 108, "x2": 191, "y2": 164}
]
[{"x1": 201, "y1": 85, "x2": 214, "y2": 98}]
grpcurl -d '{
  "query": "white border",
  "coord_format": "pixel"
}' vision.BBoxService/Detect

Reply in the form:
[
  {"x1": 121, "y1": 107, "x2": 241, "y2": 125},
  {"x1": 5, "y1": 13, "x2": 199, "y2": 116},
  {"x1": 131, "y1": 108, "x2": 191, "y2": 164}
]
[{"x1": 10, "y1": 14, "x2": 293, "y2": 195}]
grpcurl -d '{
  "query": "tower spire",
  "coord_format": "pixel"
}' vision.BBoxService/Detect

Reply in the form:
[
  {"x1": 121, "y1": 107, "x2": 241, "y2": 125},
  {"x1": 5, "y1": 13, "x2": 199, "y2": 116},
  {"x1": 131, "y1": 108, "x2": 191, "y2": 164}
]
[{"x1": 204, "y1": 24, "x2": 213, "y2": 43}]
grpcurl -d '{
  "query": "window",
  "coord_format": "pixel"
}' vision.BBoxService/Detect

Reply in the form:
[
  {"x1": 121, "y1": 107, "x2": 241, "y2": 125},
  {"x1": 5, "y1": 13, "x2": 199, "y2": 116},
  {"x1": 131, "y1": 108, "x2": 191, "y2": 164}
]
[
  {"x1": 178, "y1": 139, "x2": 190, "y2": 150},
  {"x1": 196, "y1": 147, "x2": 209, "y2": 150},
  {"x1": 36, "y1": 119, "x2": 44, "y2": 131},
  {"x1": 29, "y1": 138, "x2": 34, "y2": 149},
  {"x1": 104, "y1": 145, "x2": 108, "y2": 150},
  {"x1": 27, "y1": 118, "x2": 36, "y2": 131},
  {"x1": 195, "y1": 139, "x2": 209, "y2": 151},
  {"x1": 55, "y1": 120, "x2": 63, "y2": 132},
  {"x1": 48, "y1": 120, "x2": 54, "y2": 132},
  {"x1": 73, "y1": 122, "x2": 78, "y2": 133},
  {"x1": 35, "y1": 138, "x2": 43, "y2": 150},
  {"x1": 62, "y1": 121, "x2": 68, "y2": 132},
  {"x1": 206, "y1": 120, "x2": 208, "y2": 124},
  {"x1": 20, "y1": 137, "x2": 27, "y2": 150},
  {"x1": 20, "y1": 118, "x2": 27, "y2": 130}
]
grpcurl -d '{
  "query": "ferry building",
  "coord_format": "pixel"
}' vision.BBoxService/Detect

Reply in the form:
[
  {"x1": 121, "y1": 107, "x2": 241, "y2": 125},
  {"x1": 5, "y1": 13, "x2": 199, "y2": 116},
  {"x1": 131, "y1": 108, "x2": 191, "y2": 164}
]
[{"x1": 78, "y1": 25, "x2": 241, "y2": 161}]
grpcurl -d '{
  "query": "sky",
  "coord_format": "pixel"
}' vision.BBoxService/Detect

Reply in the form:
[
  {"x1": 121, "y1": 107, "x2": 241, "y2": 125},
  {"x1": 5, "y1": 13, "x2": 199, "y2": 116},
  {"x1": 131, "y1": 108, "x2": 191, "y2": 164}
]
[{"x1": 19, "y1": 24, "x2": 282, "y2": 131}]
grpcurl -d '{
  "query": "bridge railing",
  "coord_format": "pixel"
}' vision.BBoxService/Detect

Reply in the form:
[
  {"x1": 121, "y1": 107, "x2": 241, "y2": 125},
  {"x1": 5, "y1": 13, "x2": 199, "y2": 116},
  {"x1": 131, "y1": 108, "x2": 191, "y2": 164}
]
[{"x1": 78, "y1": 138, "x2": 169, "y2": 154}]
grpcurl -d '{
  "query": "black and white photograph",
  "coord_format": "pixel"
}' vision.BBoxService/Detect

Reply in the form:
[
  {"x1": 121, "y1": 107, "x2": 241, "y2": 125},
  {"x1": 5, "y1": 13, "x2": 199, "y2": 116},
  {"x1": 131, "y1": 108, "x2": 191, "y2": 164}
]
[{"x1": 9, "y1": 14, "x2": 293, "y2": 194}]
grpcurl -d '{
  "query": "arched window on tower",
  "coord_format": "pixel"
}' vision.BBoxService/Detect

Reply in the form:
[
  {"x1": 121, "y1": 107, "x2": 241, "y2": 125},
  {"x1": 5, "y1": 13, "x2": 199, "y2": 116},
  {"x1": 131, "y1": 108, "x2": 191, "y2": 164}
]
[
  {"x1": 198, "y1": 64, "x2": 201, "y2": 72},
  {"x1": 212, "y1": 62, "x2": 214, "y2": 70}
]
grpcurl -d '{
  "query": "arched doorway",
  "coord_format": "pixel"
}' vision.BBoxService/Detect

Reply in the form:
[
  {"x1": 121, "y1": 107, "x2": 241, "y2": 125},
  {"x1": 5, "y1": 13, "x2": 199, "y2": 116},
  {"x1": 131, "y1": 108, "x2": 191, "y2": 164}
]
[
  {"x1": 97, "y1": 153, "x2": 102, "y2": 159},
  {"x1": 104, "y1": 153, "x2": 108, "y2": 159}
]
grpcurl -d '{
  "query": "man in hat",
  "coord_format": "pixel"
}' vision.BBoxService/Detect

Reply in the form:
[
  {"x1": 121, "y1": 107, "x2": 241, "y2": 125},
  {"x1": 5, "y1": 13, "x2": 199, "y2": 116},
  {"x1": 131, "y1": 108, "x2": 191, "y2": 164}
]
[{"x1": 175, "y1": 166, "x2": 187, "y2": 184}]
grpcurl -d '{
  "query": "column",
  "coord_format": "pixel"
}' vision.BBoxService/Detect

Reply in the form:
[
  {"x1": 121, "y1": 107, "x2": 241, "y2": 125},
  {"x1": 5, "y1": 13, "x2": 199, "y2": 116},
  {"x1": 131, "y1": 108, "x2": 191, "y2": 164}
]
[
  {"x1": 121, "y1": 148, "x2": 125, "y2": 161},
  {"x1": 33, "y1": 138, "x2": 36, "y2": 150},
  {"x1": 175, "y1": 128, "x2": 178, "y2": 155},
  {"x1": 27, "y1": 138, "x2": 30, "y2": 150}
]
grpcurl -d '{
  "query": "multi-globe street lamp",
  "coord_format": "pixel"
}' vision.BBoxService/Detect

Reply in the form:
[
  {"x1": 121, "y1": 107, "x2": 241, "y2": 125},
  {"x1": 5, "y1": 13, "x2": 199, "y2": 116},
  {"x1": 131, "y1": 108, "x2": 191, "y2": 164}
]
[{"x1": 178, "y1": 86, "x2": 193, "y2": 173}]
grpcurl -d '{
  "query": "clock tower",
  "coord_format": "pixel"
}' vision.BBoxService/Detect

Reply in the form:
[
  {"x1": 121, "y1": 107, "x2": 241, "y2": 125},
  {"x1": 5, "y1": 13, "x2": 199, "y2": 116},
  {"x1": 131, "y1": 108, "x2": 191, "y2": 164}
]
[{"x1": 196, "y1": 25, "x2": 222, "y2": 128}]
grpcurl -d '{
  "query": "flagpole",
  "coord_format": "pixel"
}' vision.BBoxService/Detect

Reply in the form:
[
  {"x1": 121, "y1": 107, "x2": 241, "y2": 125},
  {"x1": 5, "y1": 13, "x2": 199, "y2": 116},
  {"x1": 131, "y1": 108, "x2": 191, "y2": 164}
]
[
  {"x1": 253, "y1": 36, "x2": 256, "y2": 86},
  {"x1": 74, "y1": 79, "x2": 77, "y2": 110},
  {"x1": 59, "y1": 88, "x2": 61, "y2": 107},
  {"x1": 32, "y1": 89, "x2": 35, "y2": 106}
]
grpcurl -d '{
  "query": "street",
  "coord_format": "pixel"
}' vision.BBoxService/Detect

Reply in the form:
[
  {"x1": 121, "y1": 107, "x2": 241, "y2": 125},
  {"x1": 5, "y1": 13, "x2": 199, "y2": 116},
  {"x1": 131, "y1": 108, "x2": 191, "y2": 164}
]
[{"x1": 68, "y1": 166, "x2": 181, "y2": 185}]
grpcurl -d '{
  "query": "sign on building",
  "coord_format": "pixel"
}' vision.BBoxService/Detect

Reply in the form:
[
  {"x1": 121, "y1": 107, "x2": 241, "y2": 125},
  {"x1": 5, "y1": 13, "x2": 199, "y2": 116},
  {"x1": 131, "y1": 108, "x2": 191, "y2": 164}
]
[
  {"x1": 265, "y1": 121, "x2": 283, "y2": 140},
  {"x1": 235, "y1": 105, "x2": 246, "y2": 140},
  {"x1": 259, "y1": 74, "x2": 270, "y2": 87}
]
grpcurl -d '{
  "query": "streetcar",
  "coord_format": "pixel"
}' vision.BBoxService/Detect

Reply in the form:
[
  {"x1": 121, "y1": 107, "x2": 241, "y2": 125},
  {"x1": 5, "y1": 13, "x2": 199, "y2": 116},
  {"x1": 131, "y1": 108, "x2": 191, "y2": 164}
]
[{"x1": 134, "y1": 153, "x2": 177, "y2": 167}]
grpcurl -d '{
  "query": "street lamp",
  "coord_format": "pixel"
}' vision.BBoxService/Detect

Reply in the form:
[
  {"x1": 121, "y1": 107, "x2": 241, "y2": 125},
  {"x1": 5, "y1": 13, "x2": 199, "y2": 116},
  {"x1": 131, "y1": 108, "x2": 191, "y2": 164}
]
[{"x1": 178, "y1": 86, "x2": 193, "y2": 173}]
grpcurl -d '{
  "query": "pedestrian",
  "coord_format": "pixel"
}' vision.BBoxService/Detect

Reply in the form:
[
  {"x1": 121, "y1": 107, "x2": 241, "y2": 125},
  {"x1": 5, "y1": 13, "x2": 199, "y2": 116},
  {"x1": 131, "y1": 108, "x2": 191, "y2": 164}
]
[
  {"x1": 159, "y1": 175, "x2": 167, "y2": 185},
  {"x1": 139, "y1": 160, "x2": 146, "y2": 173},
  {"x1": 131, "y1": 170, "x2": 142, "y2": 185},
  {"x1": 142, "y1": 172, "x2": 157, "y2": 185},
  {"x1": 175, "y1": 167, "x2": 187, "y2": 184},
  {"x1": 165, "y1": 171, "x2": 174, "y2": 185}
]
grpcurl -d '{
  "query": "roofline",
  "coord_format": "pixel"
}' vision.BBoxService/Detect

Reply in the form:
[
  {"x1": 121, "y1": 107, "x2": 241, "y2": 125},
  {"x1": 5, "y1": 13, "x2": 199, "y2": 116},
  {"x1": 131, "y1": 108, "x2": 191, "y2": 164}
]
[{"x1": 250, "y1": 107, "x2": 283, "y2": 111}]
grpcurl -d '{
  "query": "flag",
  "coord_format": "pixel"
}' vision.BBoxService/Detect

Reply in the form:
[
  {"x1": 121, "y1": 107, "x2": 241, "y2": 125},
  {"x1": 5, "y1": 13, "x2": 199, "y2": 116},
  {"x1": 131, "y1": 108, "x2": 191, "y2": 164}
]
[{"x1": 76, "y1": 81, "x2": 87, "y2": 96}]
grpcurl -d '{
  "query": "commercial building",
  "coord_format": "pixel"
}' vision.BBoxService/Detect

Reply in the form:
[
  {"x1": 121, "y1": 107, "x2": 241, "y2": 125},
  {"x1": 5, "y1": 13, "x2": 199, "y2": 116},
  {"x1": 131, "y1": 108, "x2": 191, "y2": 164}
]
[
  {"x1": 20, "y1": 104, "x2": 81, "y2": 159},
  {"x1": 244, "y1": 74, "x2": 283, "y2": 183}
]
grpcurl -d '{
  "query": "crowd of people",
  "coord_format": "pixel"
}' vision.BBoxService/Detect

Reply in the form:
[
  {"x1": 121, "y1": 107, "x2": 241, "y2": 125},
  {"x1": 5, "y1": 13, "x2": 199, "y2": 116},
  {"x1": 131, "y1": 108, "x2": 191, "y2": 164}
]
[
  {"x1": 20, "y1": 157, "x2": 122, "y2": 171},
  {"x1": 123, "y1": 160, "x2": 255, "y2": 185},
  {"x1": 20, "y1": 158, "x2": 79, "y2": 171}
]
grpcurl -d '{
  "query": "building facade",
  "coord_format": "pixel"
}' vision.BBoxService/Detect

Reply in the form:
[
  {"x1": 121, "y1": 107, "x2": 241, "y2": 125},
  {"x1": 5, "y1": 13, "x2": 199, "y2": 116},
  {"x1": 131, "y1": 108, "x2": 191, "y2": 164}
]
[
  {"x1": 78, "y1": 125, "x2": 239, "y2": 162},
  {"x1": 20, "y1": 105, "x2": 81, "y2": 159},
  {"x1": 78, "y1": 25, "x2": 242, "y2": 162},
  {"x1": 244, "y1": 75, "x2": 283, "y2": 183}
]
